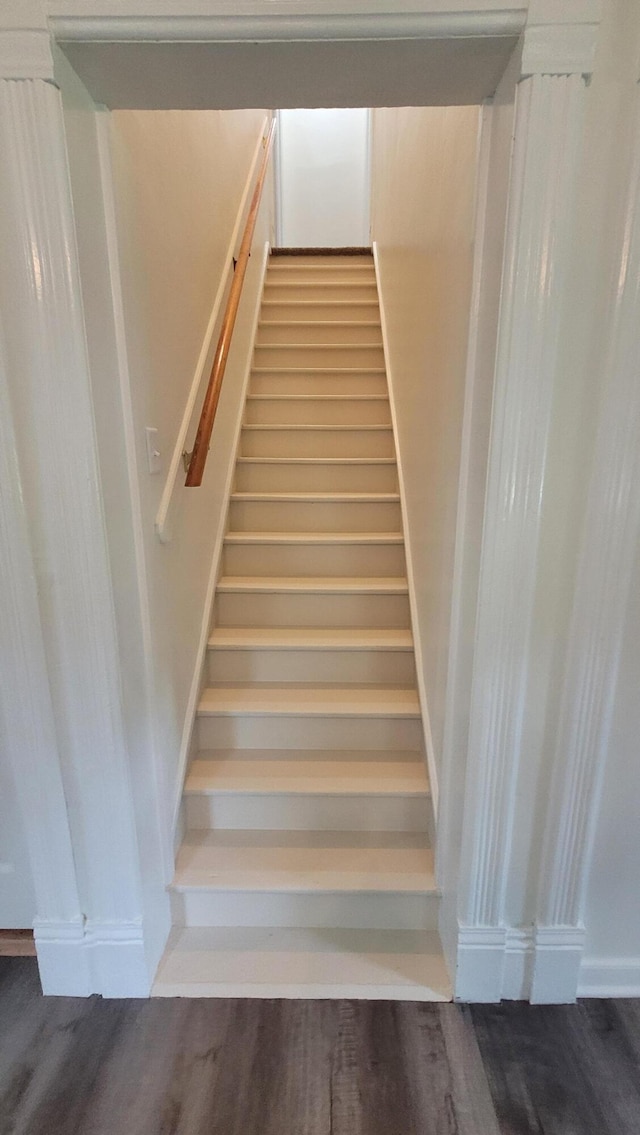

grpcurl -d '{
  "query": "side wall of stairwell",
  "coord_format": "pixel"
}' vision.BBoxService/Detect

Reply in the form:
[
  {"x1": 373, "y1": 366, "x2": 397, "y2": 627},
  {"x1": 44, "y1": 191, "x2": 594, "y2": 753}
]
[
  {"x1": 59, "y1": 55, "x2": 273, "y2": 989},
  {"x1": 99, "y1": 106, "x2": 272, "y2": 861},
  {"x1": 370, "y1": 106, "x2": 480, "y2": 796}
]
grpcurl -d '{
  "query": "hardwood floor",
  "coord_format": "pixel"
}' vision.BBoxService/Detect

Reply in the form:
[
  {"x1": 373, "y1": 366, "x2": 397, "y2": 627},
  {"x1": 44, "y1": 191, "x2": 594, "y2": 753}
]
[{"x1": 1, "y1": 958, "x2": 639, "y2": 1134}]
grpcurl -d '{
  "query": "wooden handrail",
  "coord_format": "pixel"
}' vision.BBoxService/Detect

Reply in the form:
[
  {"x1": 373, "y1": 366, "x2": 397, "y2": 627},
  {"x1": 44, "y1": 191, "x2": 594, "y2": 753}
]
[{"x1": 185, "y1": 117, "x2": 276, "y2": 487}]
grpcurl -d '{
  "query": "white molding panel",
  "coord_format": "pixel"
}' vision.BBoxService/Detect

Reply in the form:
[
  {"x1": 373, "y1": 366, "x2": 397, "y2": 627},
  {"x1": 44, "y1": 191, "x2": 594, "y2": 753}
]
[
  {"x1": 455, "y1": 70, "x2": 588, "y2": 999},
  {"x1": 49, "y1": 9, "x2": 526, "y2": 43},
  {"x1": 0, "y1": 325, "x2": 89, "y2": 995},
  {"x1": 458, "y1": 71, "x2": 587, "y2": 926},
  {"x1": 531, "y1": 92, "x2": 640, "y2": 1004},
  {"x1": 0, "y1": 75, "x2": 149, "y2": 993}
]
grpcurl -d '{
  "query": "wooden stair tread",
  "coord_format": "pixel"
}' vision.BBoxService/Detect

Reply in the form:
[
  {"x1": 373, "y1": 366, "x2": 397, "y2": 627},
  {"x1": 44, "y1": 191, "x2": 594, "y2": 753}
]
[
  {"x1": 198, "y1": 685, "x2": 420, "y2": 717},
  {"x1": 236, "y1": 456, "x2": 396, "y2": 464},
  {"x1": 172, "y1": 830, "x2": 434, "y2": 893},
  {"x1": 208, "y1": 627, "x2": 413, "y2": 650},
  {"x1": 153, "y1": 926, "x2": 451, "y2": 1000},
  {"x1": 230, "y1": 491, "x2": 399, "y2": 502},
  {"x1": 186, "y1": 756, "x2": 428, "y2": 797},
  {"x1": 246, "y1": 394, "x2": 388, "y2": 401},
  {"x1": 224, "y1": 531, "x2": 403, "y2": 544},
  {"x1": 242, "y1": 423, "x2": 392, "y2": 430},
  {"x1": 251, "y1": 366, "x2": 386, "y2": 374},
  {"x1": 217, "y1": 576, "x2": 408, "y2": 592}
]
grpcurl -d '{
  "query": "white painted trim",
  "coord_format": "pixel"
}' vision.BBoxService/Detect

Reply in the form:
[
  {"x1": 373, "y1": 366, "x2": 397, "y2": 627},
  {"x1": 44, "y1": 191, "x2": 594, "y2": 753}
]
[
  {"x1": 373, "y1": 241, "x2": 438, "y2": 819},
  {"x1": 274, "y1": 109, "x2": 284, "y2": 248},
  {"x1": 171, "y1": 239, "x2": 271, "y2": 838},
  {"x1": 455, "y1": 925, "x2": 506, "y2": 1002},
  {"x1": 579, "y1": 958, "x2": 640, "y2": 999},
  {"x1": 33, "y1": 919, "x2": 92, "y2": 996},
  {"x1": 502, "y1": 927, "x2": 535, "y2": 1000},
  {"x1": 530, "y1": 925, "x2": 586, "y2": 1004},
  {"x1": 531, "y1": 89, "x2": 640, "y2": 1004},
  {"x1": 521, "y1": 22, "x2": 599, "y2": 77},
  {"x1": 0, "y1": 324, "x2": 84, "y2": 943},
  {"x1": 156, "y1": 114, "x2": 270, "y2": 544},
  {"x1": 34, "y1": 917, "x2": 153, "y2": 997},
  {"x1": 456, "y1": 923, "x2": 587, "y2": 1002},
  {"x1": 458, "y1": 73, "x2": 587, "y2": 942},
  {"x1": 437, "y1": 101, "x2": 493, "y2": 915},
  {"x1": 93, "y1": 109, "x2": 173, "y2": 888},
  {"x1": 0, "y1": 29, "x2": 55, "y2": 81},
  {"x1": 0, "y1": 76, "x2": 144, "y2": 931},
  {"x1": 50, "y1": 11, "x2": 527, "y2": 44}
]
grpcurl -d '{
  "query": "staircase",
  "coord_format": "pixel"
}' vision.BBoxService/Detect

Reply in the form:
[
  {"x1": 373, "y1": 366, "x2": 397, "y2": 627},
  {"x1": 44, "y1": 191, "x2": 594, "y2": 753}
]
[{"x1": 154, "y1": 252, "x2": 450, "y2": 999}]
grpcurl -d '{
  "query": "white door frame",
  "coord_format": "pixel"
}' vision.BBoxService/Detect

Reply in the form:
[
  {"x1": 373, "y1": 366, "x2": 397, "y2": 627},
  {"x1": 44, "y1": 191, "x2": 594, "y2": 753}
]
[{"x1": 3, "y1": 1, "x2": 635, "y2": 1002}]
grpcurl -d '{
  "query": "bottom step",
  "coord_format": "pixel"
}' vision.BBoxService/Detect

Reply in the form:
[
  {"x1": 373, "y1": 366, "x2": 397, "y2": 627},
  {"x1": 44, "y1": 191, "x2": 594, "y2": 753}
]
[{"x1": 152, "y1": 926, "x2": 451, "y2": 1000}]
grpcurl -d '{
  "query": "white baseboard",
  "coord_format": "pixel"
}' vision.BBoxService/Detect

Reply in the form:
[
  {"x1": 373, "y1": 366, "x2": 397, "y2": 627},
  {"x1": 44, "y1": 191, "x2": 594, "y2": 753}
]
[
  {"x1": 502, "y1": 928, "x2": 535, "y2": 1000},
  {"x1": 455, "y1": 926, "x2": 507, "y2": 1002},
  {"x1": 34, "y1": 919, "x2": 92, "y2": 996},
  {"x1": 454, "y1": 923, "x2": 591, "y2": 1002},
  {"x1": 372, "y1": 241, "x2": 439, "y2": 819},
  {"x1": 34, "y1": 919, "x2": 154, "y2": 997},
  {"x1": 578, "y1": 957, "x2": 640, "y2": 998}
]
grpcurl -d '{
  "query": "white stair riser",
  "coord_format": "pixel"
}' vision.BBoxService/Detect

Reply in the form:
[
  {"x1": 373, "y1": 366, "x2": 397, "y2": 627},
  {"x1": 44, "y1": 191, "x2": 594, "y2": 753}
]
[
  {"x1": 269, "y1": 255, "x2": 373, "y2": 267},
  {"x1": 215, "y1": 590, "x2": 410, "y2": 628},
  {"x1": 171, "y1": 889, "x2": 436, "y2": 930},
  {"x1": 249, "y1": 373, "x2": 388, "y2": 396},
  {"x1": 234, "y1": 460, "x2": 398, "y2": 493},
  {"x1": 196, "y1": 713, "x2": 422, "y2": 751},
  {"x1": 244, "y1": 398, "x2": 390, "y2": 426},
  {"x1": 264, "y1": 283, "x2": 379, "y2": 302},
  {"x1": 257, "y1": 323, "x2": 382, "y2": 346},
  {"x1": 240, "y1": 427, "x2": 394, "y2": 458},
  {"x1": 185, "y1": 792, "x2": 429, "y2": 832},
  {"x1": 207, "y1": 646, "x2": 417, "y2": 685},
  {"x1": 228, "y1": 499, "x2": 401, "y2": 533},
  {"x1": 254, "y1": 345, "x2": 384, "y2": 368},
  {"x1": 267, "y1": 267, "x2": 376, "y2": 284},
  {"x1": 261, "y1": 302, "x2": 380, "y2": 322},
  {"x1": 223, "y1": 541, "x2": 405, "y2": 577}
]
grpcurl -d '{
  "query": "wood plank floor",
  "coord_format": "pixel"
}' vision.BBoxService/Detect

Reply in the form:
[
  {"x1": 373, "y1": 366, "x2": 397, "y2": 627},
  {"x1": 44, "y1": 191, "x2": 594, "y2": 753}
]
[{"x1": 1, "y1": 959, "x2": 640, "y2": 1134}]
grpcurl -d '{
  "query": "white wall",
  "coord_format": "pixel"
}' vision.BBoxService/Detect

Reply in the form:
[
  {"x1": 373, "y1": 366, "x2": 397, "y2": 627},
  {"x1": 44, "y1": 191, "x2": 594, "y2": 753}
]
[
  {"x1": 58, "y1": 47, "x2": 270, "y2": 893},
  {"x1": 370, "y1": 105, "x2": 479, "y2": 793},
  {"x1": 569, "y1": 0, "x2": 640, "y2": 988},
  {"x1": 584, "y1": 543, "x2": 640, "y2": 969},
  {"x1": 278, "y1": 108, "x2": 370, "y2": 247},
  {"x1": 0, "y1": 759, "x2": 36, "y2": 927},
  {"x1": 107, "y1": 106, "x2": 269, "y2": 845}
]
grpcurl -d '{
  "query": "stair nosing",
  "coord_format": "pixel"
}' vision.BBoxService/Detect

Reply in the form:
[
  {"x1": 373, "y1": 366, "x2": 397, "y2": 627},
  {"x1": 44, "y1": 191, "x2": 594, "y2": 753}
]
[
  {"x1": 251, "y1": 368, "x2": 386, "y2": 374},
  {"x1": 197, "y1": 686, "x2": 420, "y2": 719},
  {"x1": 208, "y1": 628, "x2": 414, "y2": 651},
  {"x1": 223, "y1": 531, "x2": 403, "y2": 544},
  {"x1": 246, "y1": 394, "x2": 388, "y2": 402},
  {"x1": 236, "y1": 457, "x2": 396, "y2": 465},
  {"x1": 255, "y1": 343, "x2": 383, "y2": 349},
  {"x1": 241, "y1": 424, "x2": 392, "y2": 431},
  {"x1": 216, "y1": 575, "x2": 408, "y2": 592},
  {"x1": 230, "y1": 491, "x2": 400, "y2": 502},
  {"x1": 259, "y1": 320, "x2": 381, "y2": 328},
  {"x1": 261, "y1": 300, "x2": 379, "y2": 307}
]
